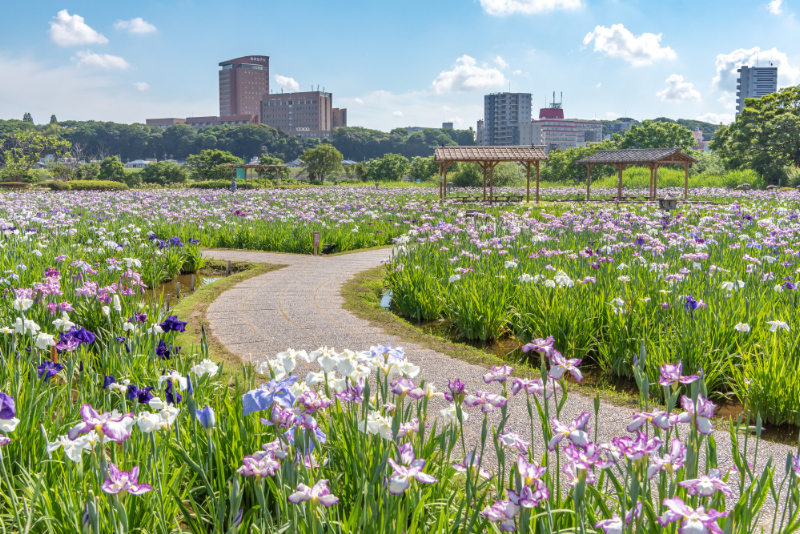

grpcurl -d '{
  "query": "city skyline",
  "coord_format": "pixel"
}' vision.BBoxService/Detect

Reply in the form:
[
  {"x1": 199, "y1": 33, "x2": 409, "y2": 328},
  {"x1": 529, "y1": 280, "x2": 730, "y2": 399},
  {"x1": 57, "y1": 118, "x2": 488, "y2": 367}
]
[{"x1": 0, "y1": 0, "x2": 798, "y2": 132}]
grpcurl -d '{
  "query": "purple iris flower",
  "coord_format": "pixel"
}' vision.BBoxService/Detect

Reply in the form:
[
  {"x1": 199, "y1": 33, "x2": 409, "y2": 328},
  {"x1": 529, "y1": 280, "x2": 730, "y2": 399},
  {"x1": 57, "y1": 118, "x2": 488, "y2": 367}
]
[
  {"x1": 387, "y1": 443, "x2": 438, "y2": 494},
  {"x1": 159, "y1": 315, "x2": 187, "y2": 333},
  {"x1": 242, "y1": 376, "x2": 299, "y2": 417},
  {"x1": 188, "y1": 238, "x2": 200, "y2": 244},
  {"x1": 521, "y1": 336, "x2": 556, "y2": 356},
  {"x1": 260, "y1": 404, "x2": 297, "y2": 429},
  {"x1": 195, "y1": 405, "x2": 215, "y2": 430},
  {"x1": 658, "y1": 362, "x2": 699, "y2": 388},
  {"x1": 155, "y1": 339, "x2": 180, "y2": 360},
  {"x1": 673, "y1": 395, "x2": 717, "y2": 434},
  {"x1": 165, "y1": 380, "x2": 182, "y2": 405},
  {"x1": 101, "y1": 463, "x2": 152, "y2": 495},
  {"x1": 62, "y1": 326, "x2": 96, "y2": 346},
  {"x1": 464, "y1": 391, "x2": 508, "y2": 413},
  {"x1": 37, "y1": 361, "x2": 65, "y2": 381},
  {"x1": 613, "y1": 431, "x2": 662, "y2": 461},
  {"x1": 168, "y1": 237, "x2": 185, "y2": 247},
  {"x1": 480, "y1": 500, "x2": 519, "y2": 532},
  {"x1": 548, "y1": 412, "x2": 591, "y2": 450},
  {"x1": 335, "y1": 378, "x2": 366, "y2": 403},
  {"x1": 115, "y1": 336, "x2": 131, "y2": 354},
  {"x1": 634, "y1": 237, "x2": 646, "y2": 246},
  {"x1": 288, "y1": 480, "x2": 339, "y2": 507},
  {"x1": 126, "y1": 385, "x2": 155, "y2": 404},
  {"x1": 130, "y1": 313, "x2": 147, "y2": 324},
  {"x1": 102, "y1": 375, "x2": 116, "y2": 389},
  {"x1": 684, "y1": 295, "x2": 700, "y2": 312},
  {"x1": 55, "y1": 337, "x2": 80, "y2": 353},
  {"x1": 483, "y1": 364, "x2": 514, "y2": 384},
  {"x1": 783, "y1": 281, "x2": 798, "y2": 290},
  {"x1": 679, "y1": 468, "x2": 734, "y2": 498},
  {"x1": 283, "y1": 425, "x2": 326, "y2": 452},
  {"x1": 444, "y1": 378, "x2": 468, "y2": 403},
  {"x1": 658, "y1": 497, "x2": 728, "y2": 533},
  {"x1": 68, "y1": 404, "x2": 134, "y2": 442},
  {"x1": 0, "y1": 392, "x2": 15, "y2": 419}
]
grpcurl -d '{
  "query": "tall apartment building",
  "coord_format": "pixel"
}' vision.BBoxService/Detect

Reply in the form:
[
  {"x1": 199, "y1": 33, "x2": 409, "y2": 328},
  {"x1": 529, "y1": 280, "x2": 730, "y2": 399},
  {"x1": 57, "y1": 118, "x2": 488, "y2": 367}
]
[
  {"x1": 476, "y1": 119, "x2": 485, "y2": 145},
  {"x1": 332, "y1": 108, "x2": 347, "y2": 128},
  {"x1": 261, "y1": 91, "x2": 335, "y2": 139},
  {"x1": 736, "y1": 66, "x2": 778, "y2": 114},
  {"x1": 219, "y1": 55, "x2": 269, "y2": 120},
  {"x1": 483, "y1": 93, "x2": 532, "y2": 146}
]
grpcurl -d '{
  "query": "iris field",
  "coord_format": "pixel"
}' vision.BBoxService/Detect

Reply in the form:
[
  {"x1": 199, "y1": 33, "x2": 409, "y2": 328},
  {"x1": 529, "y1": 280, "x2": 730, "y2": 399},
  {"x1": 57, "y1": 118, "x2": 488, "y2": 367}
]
[{"x1": 1, "y1": 187, "x2": 800, "y2": 532}]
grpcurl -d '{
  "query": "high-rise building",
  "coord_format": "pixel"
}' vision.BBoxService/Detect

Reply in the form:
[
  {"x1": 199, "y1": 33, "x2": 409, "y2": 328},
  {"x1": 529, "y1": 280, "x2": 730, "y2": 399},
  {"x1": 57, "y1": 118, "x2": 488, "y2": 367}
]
[
  {"x1": 219, "y1": 55, "x2": 269, "y2": 120},
  {"x1": 332, "y1": 108, "x2": 348, "y2": 128},
  {"x1": 476, "y1": 119, "x2": 485, "y2": 145},
  {"x1": 736, "y1": 66, "x2": 777, "y2": 114},
  {"x1": 515, "y1": 98, "x2": 602, "y2": 153},
  {"x1": 483, "y1": 92, "x2": 532, "y2": 146},
  {"x1": 261, "y1": 91, "x2": 336, "y2": 139}
]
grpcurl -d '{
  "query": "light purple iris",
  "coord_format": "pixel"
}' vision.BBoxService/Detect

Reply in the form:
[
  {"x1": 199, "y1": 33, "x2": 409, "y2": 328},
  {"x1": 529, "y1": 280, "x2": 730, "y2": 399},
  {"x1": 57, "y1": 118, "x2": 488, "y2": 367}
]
[
  {"x1": 238, "y1": 451, "x2": 281, "y2": 478},
  {"x1": 674, "y1": 394, "x2": 717, "y2": 434},
  {"x1": 259, "y1": 404, "x2": 296, "y2": 430},
  {"x1": 395, "y1": 418, "x2": 422, "y2": 439},
  {"x1": 658, "y1": 497, "x2": 728, "y2": 534},
  {"x1": 390, "y1": 377, "x2": 417, "y2": 399},
  {"x1": 463, "y1": 391, "x2": 508, "y2": 413},
  {"x1": 444, "y1": 379, "x2": 467, "y2": 403},
  {"x1": 480, "y1": 499, "x2": 519, "y2": 532},
  {"x1": 242, "y1": 376, "x2": 299, "y2": 417},
  {"x1": 0, "y1": 435, "x2": 10, "y2": 447},
  {"x1": 612, "y1": 431, "x2": 662, "y2": 461},
  {"x1": 508, "y1": 481, "x2": 549, "y2": 509},
  {"x1": 516, "y1": 455, "x2": 547, "y2": 487},
  {"x1": 627, "y1": 409, "x2": 672, "y2": 432},
  {"x1": 296, "y1": 390, "x2": 332, "y2": 415},
  {"x1": 498, "y1": 432, "x2": 530, "y2": 454},
  {"x1": 564, "y1": 442, "x2": 613, "y2": 470},
  {"x1": 548, "y1": 351, "x2": 582, "y2": 382},
  {"x1": 679, "y1": 468, "x2": 734, "y2": 498},
  {"x1": 521, "y1": 336, "x2": 555, "y2": 356},
  {"x1": 67, "y1": 404, "x2": 134, "y2": 443},
  {"x1": 595, "y1": 504, "x2": 642, "y2": 534},
  {"x1": 658, "y1": 362, "x2": 699, "y2": 388},
  {"x1": 101, "y1": 463, "x2": 152, "y2": 495},
  {"x1": 483, "y1": 364, "x2": 513, "y2": 384},
  {"x1": 387, "y1": 443, "x2": 437, "y2": 494},
  {"x1": 288, "y1": 479, "x2": 339, "y2": 507},
  {"x1": 548, "y1": 412, "x2": 591, "y2": 450},
  {"x1": 0, "y1": 392, "x2": 15, "y2": 419},
  {"x1": 647, "y1": 439, "x2": 686, "y2": 480},
  {"x1": 453, "y1": 451, "x2": 492, "y2": 480},
  {"x1": 511, "y1": 377, "x2": 562, "y2": 399}
]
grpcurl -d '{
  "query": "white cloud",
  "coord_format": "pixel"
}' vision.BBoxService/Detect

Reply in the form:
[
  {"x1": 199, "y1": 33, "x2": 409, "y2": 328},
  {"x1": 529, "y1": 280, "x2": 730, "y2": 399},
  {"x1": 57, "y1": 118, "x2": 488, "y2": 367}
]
[
  {"x1": 596, "y1": 82, "x2": 602, "y2": 87},
  {"x1": 656, "y1": 74, "x2": 701, "y2": 102},
  {"x1": 0, "y1": 54, "x2": 216, "y2": 124},
  {"x1": 432, "y1": 55, "x2": 506, "y2": 94},
  {"x1": 354, "y1": 97, "x2": 364, "y2": 104},
  {"x1": 512, "y1": 69, "x2": 522, "y2": 75},
  {"x1": 114, "y1": 18, "x2": 157, "y2": 34},
  {"x1": 75, "y1": 51, "x2": 129, "y2": 70},
  {"x1": 713, "y1": 47, "x2": 800, "y2": 91},
  {"x1": 717, "y1": 94, "x2": 736, "y2": 110},
  {"x1": 697, "y1": 112, "x2": 734, "y2": 125},
  {"x1": 480, "y1": 0, "x2": 581, "y2": 15},
  {"x1": 582, "y1": 24, "x2": 677, "y2": 67},
  {"x1": 768, "y1": 0, "x2": 783, "y2": 14},
  {"x1": 392, "y1": 111, "x2": 403, "y2": 117},
  {"x1": 49, "y1": 10, "x2": 108, "y2": 47},
  {"x1": 274, "y1": 75, "x2": 299, "y2": 92},
  {"x1": 494, "y1": 56, "x2": 508, "y2": 69},
  {"x1": 133, "y1": 82, "x2": 149, "y2": 91}
]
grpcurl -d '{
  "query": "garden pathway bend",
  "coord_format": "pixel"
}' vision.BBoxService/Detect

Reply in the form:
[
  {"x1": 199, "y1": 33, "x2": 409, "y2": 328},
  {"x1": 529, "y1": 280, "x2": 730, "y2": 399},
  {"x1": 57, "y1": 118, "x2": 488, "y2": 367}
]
[{"x1": 203, "y1": 248, "x2": 793, "y2": 480}]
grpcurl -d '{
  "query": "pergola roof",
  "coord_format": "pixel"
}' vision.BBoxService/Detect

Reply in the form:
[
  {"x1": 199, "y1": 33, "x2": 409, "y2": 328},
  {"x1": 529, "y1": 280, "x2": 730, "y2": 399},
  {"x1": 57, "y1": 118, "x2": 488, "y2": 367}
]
[
  {"x1": 577, "y1": 148, "x2": 698, "y2": 165},
  {"x1": 434, "y1": 145, "x2": 548, "y2": 162}
]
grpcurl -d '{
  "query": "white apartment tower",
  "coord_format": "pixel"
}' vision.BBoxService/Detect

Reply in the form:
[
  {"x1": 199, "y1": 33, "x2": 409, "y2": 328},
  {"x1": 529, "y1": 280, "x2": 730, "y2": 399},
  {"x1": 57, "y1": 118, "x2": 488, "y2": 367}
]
[
  {"x1": 483, "y1": 93, "x2": 532, "y2": 146},
  {"x1": 736, "y1": 66, "x2": 778, "y2": 115}
]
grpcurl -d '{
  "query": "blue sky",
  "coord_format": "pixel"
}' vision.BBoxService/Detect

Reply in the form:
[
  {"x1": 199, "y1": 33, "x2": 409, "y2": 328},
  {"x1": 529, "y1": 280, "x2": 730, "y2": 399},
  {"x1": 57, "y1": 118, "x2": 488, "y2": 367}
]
[{"x1": 0, "y1": 0, "x2": 798, "y2": 131}]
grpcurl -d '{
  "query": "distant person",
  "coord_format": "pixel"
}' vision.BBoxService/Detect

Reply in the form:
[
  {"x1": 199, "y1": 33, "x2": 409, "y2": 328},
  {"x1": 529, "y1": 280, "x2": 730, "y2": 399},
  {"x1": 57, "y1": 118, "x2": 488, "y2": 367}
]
[{"x1": 230, "y1": 178, "x2": 237, "y2": 192}]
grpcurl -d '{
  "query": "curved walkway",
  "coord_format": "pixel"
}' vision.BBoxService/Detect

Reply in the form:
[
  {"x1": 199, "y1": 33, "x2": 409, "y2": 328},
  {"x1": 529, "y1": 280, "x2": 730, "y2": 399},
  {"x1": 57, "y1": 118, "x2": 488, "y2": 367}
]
[{"x1": 203, "y1": 248, "x2": 792, "y2": 486}]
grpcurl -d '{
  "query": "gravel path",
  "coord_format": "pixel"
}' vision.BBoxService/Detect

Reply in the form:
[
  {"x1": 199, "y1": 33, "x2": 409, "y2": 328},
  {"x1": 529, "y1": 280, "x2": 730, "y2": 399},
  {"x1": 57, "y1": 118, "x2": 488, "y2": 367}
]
[{"x1": 204, "y1": 248, "x2": 794, "y2": 513}]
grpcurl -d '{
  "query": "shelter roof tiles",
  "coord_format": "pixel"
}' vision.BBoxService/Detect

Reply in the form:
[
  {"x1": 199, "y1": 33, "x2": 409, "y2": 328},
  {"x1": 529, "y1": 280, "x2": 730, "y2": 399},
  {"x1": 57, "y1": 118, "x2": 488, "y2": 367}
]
[
  {"x1": 577, "y1": 148, "x2": 698, "y2": 165},
  {"x1": 434, "y1": 146, "x2": 548, "y2": 162}
]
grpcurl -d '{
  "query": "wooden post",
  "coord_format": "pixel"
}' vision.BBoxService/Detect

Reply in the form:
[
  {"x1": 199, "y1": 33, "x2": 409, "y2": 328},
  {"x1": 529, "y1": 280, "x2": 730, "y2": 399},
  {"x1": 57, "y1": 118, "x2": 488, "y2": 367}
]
[
  {"x1": 482, "y1": 164, "x2": 487, "y2": 202},
  {"x1": 489, "y1": 163, "x2": 494, "y2": 205},
  {"x1": 50, "y1": 345, "x2": 58, "y2": 364},
  {"x1": 535, "y1": 161, "x2": 540, "y2": 204},
  {"x1": 438, "y1": 163, "x2": 443, "y2": 201},
  {"x1": 176, "y1": 282, "x2": 180, "y2": 299},
  {"x1": 653, "y1": 164, "x2": 659, "y2": 199},
  {"x1": 313, "y1": 231, "x2": 320, "y2": 256},
  {"x1": 191, "y1": 275, "x2": 196, "y2": 291},
  {"x1": 683, "y1": 163, "x2": 689, "y2": 200},
  {"x1": 649, "y1": 166, "x2": 654, "y2": 200},
  {"x1": 443, "y1": 162, "x2": 450, "y2": 199},
  {"x1": 525, "y1": 163, "x2": 530, "y2": 202},
  {"x1": 226, "y1": 260, "x2": 231, "y2": 276},
  {"x1": 586, "y1": 165, "x2": 592, "y2": 201},
  {"x1": 617, "y1": 164, "x2": 623, "y2": 200}
]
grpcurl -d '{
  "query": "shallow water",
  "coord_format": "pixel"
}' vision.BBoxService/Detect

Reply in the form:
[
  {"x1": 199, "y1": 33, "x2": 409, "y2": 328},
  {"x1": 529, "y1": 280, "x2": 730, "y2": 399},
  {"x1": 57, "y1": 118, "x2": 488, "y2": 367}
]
[{"x1": 147, "y1": 273, "x2": 220, "y2": 301}]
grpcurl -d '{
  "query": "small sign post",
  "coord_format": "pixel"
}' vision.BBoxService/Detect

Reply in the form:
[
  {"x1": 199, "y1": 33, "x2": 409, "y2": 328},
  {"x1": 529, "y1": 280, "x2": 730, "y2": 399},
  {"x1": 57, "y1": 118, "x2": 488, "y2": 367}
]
[{"x1": 313, "y1": 231, "x2": 320, "y2": 256}]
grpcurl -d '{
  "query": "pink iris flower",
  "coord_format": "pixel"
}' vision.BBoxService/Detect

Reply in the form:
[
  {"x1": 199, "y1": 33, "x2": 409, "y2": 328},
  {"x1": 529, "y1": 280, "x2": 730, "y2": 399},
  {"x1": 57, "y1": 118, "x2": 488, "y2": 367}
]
[
  {"x1": 453, "y1": 451, "x2": 492, "y2": 480},
  {"x1": 498, "y1": 432, "x2": 530, "y2": 454},
  {"x1": 627, "y1": 409, "x2": 672, "y2": 432},
  {"x1": 386, "y1": 443, "x2": 437, "y2": 494},
  {"x1": 68, "y1": 404, "x2": 134, "y2": 443},
  {"x1": 238, "y1": 451, "x2": 281, "y2": 478},
  {"x1": 658, "y1": 497, "x2": 728, "y2": 534},
  {"x1": 647, "y1": 438, "x2": 686, "y2": 480},
  {"x1": 101, "y1": 463, "x2": 152, "y2": 495},
  {"x1": 288, "y1": 479, "x2": 339, "y2": 507},
  {"x1": 548, "y1": 412, "x2": 591, "y2": 450},
  {"x1": 679, "y1": 468, "x2": 734, "y2": 498},
  {"x1": 464, "y1": 391, "x2": 508, "y2": 413},
  {"x1": 480, "y1": 500, "x2": 519, "y2": 532},
  {"x1": 483, "y1": 364, "x2": 514, "y2": 384},
  {"x1": 612, "y1": 431, "x2": 662, "y2": 461},
  {"x1": 673, "y1": 394, "x2": 717, "y2": 435},
  {"x1": 658, "y1": 362, "x2": 699, "y2": 388},
  {"x1": 548, "y1": 351, "x2": 583, "y2": 382}
]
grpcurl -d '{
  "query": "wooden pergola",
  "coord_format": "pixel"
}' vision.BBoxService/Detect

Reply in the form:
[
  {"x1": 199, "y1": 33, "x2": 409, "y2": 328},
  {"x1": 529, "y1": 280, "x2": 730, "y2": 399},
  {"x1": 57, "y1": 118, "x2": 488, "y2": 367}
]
[
  {"x1": 433, "y1": 145, "x2": 549, "y2": 202},
  {"x1": 577, "y1": 148, "x2": 698, "y2": 201},
  {"x1": 221, "y1": 164, "x2": 288, "y2": 188}
]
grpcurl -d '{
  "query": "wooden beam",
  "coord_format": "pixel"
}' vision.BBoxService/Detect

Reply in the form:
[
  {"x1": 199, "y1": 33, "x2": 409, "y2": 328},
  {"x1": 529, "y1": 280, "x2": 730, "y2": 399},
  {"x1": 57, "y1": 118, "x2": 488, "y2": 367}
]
[
  {"x1": 653, "y1": 163, "x2": 660, "y2": 199},
  {"x1": 482, "y1": 165, "x2": 487, "y2": 202},
  {"x1": 586, "y1": 164, "x2": 592, "y2": 201},
  {"x1": 524, "y1": 162, "x2": 530, "y2": 202},
  {"x1": 535, "y1": 161, "x2": 540, "y2": 204},
  {"x1": 684, "y1": 162, "x2": 689, "y2": 200},
  {"x1": 616, "y1": 163, "x2": 624, "y2": 200}
]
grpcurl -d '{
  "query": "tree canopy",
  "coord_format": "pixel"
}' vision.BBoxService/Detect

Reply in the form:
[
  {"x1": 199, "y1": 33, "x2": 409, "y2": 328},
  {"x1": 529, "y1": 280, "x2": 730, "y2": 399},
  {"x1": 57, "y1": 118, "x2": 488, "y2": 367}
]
[
  {"x1": 328, "y1": 126, "x2": 474, "y2": 161},
  {"x1": 0, "y1": 130, "x2": 71, "y2": 181},
  {"x1": 617, "y1": 120, "x2": 696, "y2": 150},
  {"x1": 185, "y1": 150, "x2": 241, "y2": 181},
  {"x1": 711, "y1": 86, "x2": 800, "y2": 185},
  {"x1": 367, "y1": 153, "x2": 411, "y2": 182},
  {"x1": 300, "y1": 144, "x2": 342, "y2": 183}
]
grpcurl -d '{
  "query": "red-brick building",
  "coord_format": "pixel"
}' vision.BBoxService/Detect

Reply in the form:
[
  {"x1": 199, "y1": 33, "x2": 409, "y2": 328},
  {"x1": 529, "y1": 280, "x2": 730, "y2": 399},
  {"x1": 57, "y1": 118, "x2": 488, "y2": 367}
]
[{"x1": 219, "y1": 55, "x2": 269, "y2": 120}]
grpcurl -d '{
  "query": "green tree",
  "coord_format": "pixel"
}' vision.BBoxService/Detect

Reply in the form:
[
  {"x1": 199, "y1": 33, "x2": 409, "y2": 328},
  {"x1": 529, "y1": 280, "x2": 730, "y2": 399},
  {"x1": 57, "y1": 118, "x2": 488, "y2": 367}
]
[
  {"x1": 257, "y1": 154, "x2": 290, "y2": 182},
  {"x1": 139, "y1": 161, "x2": 188, "y2": 186},
  {"x1": 711, "y1": 87, "x2": 800, "y2": 185},
  {"x1": 300, "y1": 144, "x2": 342, "y2": 183},
  {"x1": 49, "y1": 115, "x2": 58, "y2": 125},
  {"x1": 367, "y1": 153, "x2": 411, "y2": 182},
  {"x1": 97, "y1": 157, "x2": 127, "y2": 183},
  {"x1": 0, "y1": 131, "x2": 71, "y2": 182},
  {"x1": 352, "y1": 161, "x2": 369, "y2": 182},
  {"x1": 451, "y1": 163, "x2": 482, "y2": 187},
  {"x1": 618, "y1": 120, "x2": 696, "y2": 150},
  {"x1": 409, "y1": 155, "x2": 438, "y2": 182},
  {"x1": 22, "y1": 113, "x2": 33, "y2": 123},
  {"x1": 185, "y1": 149, "x2": 241, "y2": 181},
  {"x1": 540, "y1": 140, "x2": 618, "y2": 183}
]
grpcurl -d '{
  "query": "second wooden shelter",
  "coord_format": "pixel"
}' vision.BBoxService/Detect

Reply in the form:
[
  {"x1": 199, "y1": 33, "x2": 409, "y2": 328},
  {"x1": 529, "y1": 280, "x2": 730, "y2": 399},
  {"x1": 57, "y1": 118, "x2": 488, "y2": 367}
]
[
  {"x1": 432, "y1": 145, "x2": 549, "y2": 202},
  {"x1": 220, "y1": 164, "x2": 288, "y2": 188}
]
